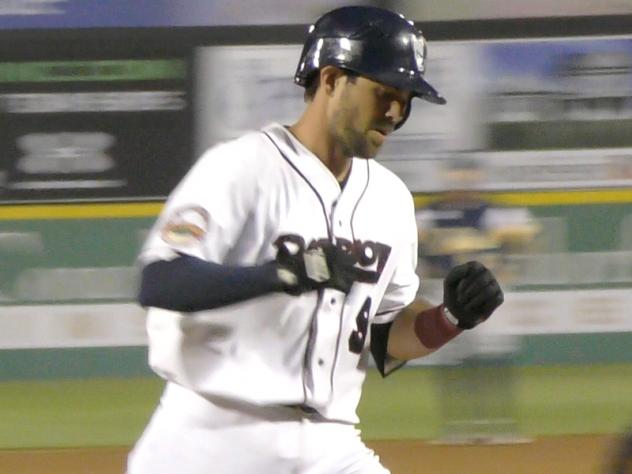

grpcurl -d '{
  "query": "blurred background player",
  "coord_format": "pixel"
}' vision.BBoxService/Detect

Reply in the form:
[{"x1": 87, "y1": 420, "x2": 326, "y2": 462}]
[
  {"x1": 127, "y1": 6, "x2": 504, "y2": 474},
  {"x1": 415, "y1": 153, "x2": 539, "y2": 443},
  {"x1": 416, "y1": 153, "x2": 540, "y2": 282}
]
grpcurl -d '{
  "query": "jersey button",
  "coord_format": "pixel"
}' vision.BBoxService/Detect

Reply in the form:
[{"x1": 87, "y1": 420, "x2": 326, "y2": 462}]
[
  {"x1": 330, "y1": 297, "x2": 336, "y2": 305},
  {"x1": 318, "y1": 358, "x2": 325, "y2": 366}
]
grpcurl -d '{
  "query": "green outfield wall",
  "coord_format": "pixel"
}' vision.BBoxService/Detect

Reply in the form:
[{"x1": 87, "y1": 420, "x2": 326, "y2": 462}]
[{"x1": 1, "y1": 365, "x2": 631, "y2": 449}]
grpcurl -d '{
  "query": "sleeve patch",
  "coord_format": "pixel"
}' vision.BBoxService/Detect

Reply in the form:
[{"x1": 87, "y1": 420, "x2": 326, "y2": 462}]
[{"x1": 161, "y1": 205, "x2": 209, "y2": 246}]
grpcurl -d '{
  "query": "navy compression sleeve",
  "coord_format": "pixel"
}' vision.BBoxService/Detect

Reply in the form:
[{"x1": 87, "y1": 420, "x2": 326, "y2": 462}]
[{"x1": 138, "y1": 254, "x2": 283, "y2": 312}]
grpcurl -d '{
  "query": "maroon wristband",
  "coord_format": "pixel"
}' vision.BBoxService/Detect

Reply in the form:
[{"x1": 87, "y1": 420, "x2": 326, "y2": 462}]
[{"x1": 413, "y1": 304, "x2": 463, "y2": 349}]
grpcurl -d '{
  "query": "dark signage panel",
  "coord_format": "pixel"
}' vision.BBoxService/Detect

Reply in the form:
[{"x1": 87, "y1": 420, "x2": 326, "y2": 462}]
[{"x1": 0, "y1": 57, "x2": 192, "y2": 203}]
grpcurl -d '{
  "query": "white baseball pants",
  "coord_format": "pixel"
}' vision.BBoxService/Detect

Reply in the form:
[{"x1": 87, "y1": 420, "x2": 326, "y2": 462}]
[{"x1": 127, "y1": 383, "x2": 390, "y2": 474}]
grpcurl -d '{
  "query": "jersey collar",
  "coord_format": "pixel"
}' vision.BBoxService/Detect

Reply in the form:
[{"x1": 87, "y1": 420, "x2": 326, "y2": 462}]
[{"x1": 262, "y1": 123, "x2": 370, "y2": 219}]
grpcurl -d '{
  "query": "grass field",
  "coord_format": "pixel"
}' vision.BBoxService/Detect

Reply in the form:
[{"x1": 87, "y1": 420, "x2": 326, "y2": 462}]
[{"x1": 1, "y1": 364, "x2": 632, "y2": 449}]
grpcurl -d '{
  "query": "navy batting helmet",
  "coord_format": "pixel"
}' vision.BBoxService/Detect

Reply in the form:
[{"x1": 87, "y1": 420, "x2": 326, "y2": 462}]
[{"x1": 295, "y1": 6, "x2": 446, "y2": 107}]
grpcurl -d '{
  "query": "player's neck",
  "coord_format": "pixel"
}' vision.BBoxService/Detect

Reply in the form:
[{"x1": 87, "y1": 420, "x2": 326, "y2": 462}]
[{"x1": 288, "y1": 118, "x2": 351, "y2": 182}]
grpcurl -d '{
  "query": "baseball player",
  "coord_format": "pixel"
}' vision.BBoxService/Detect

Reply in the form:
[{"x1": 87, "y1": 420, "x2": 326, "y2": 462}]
[{"x1": 127, "y1": 6, "x2": 504, "y2": 474}]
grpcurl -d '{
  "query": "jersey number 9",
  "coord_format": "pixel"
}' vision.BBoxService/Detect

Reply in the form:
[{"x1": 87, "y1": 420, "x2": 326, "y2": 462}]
[{"x1": 348, "y1": 297, "x2": 371, "y2": 354}]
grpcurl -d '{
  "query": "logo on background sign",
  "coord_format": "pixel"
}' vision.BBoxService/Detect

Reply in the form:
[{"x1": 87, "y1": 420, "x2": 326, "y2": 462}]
[{"x1": 274, "y1": 234, "x2": 391, "y2": 283}]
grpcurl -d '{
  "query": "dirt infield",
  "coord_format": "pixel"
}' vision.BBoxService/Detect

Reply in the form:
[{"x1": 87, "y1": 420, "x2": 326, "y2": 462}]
[{"x1": 0, "y1": 435, "x2": 620, "y2": 474}]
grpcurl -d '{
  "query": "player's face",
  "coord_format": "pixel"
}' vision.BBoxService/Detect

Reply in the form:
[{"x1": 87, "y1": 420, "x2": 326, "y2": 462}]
[{"x1": 328, "y1": 75, "x2": 411, "y2": 159}]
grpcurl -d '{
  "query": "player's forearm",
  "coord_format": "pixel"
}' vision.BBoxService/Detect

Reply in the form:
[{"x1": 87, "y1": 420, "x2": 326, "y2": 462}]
[
  {"x1": 387, "y1": 298, "x2": 462, "y2": 361},
  {"x1": 387, "y1": 298, "x2": 436, "y2": 360},
  {"x1": 138, "y1": 254, "x2": 284, "y2": 312}
]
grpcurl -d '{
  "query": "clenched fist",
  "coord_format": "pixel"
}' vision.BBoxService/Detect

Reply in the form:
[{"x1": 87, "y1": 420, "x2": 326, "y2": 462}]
[{"x1": 443, "y1": 261, "x2": 504, "y2": 330}]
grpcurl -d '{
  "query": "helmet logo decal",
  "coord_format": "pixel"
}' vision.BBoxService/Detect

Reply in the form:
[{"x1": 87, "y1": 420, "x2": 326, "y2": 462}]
[{"x1": 412, "y1": 34, "x2": 426, "y2": 73}]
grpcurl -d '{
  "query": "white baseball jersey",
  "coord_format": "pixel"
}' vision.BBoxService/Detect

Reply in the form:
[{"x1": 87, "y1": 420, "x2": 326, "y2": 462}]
[{"x1": 140, "y1": 123, "x2": 419, "y2": 424}]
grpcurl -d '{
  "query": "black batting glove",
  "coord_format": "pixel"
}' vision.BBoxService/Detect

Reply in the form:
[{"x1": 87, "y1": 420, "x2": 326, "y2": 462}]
[
  {"x1": 275, "y1": 241, "x2": 359, "y2": 295},
  {"x1": 443, "y1": 261, "x2": 504, "y2": 330}
]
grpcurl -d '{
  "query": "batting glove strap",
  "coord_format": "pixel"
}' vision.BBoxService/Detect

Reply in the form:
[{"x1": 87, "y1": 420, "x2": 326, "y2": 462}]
[{"x1": 441, "y1": 304, "x2": 460, "y2": 327}]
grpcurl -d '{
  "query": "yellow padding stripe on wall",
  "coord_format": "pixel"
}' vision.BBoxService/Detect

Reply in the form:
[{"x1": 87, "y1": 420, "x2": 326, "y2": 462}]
[
  {"x1": 414, "y1": 188, "x2": 632, "y2": 207},
  {"x1": 2, "y1": 188, "x2": 632, "y2": 221},
  {"x1": 0, "y1": 202, "x2": 164, "y2": 220}
]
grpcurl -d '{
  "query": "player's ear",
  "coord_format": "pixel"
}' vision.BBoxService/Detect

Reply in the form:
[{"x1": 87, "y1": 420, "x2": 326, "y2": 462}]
[{"x1": 319, "y1": 66, "x2": 346, "y2": 97}]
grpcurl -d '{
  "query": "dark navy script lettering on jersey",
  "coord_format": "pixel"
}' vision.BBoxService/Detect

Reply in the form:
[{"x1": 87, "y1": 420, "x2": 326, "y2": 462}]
[{"x1": 274, "y1": 234, "x2": 391, "y2": 284}]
